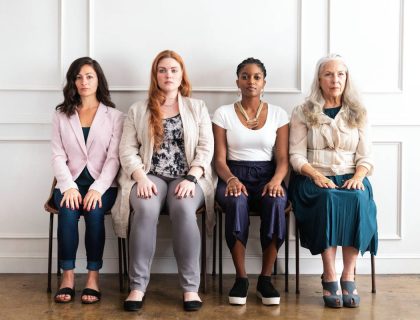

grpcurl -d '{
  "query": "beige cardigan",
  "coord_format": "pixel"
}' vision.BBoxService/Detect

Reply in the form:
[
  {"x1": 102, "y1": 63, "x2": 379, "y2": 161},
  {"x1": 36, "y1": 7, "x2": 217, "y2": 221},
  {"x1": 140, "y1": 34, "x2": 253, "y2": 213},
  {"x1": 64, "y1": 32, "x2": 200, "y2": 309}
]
[
  {"x1": 289, "y1": 104, "x2": 374, "y2": 176},
  {"x1": 111, "y1": 95, "x2": 216, "y2": 238}
]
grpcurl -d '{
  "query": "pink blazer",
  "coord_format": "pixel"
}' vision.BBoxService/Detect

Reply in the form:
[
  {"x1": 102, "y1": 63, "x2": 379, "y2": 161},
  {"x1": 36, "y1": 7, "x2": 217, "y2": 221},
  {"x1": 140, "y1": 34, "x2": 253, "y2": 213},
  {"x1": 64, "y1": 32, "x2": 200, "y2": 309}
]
[{"x1": 51, "y1": 103, "x2": 124, "y2": 195}]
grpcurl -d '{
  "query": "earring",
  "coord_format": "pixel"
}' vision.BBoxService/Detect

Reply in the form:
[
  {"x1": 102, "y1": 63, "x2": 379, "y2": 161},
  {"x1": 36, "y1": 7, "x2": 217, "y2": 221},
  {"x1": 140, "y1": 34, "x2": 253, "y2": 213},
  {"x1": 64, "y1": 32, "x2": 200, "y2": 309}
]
[
  {"x1": 237, "y1": 88, "x2": 241, "y2": 97},
  {"x1": 261, "y1": 89, "x2": 264, "y2": 98}
]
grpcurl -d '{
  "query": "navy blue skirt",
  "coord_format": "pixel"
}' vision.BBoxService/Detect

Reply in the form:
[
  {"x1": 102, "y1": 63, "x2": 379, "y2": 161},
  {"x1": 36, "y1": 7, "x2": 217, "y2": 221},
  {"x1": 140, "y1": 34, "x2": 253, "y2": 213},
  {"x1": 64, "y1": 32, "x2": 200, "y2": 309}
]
[{"x1": 289, "y1": 173, "x2": 378, "y2": 255}]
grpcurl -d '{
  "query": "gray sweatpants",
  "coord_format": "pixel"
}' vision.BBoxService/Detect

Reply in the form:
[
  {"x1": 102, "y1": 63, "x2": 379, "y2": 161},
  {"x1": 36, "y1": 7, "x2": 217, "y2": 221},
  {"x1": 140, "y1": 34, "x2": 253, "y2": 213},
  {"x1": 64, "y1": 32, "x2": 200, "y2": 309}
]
[{"x1": 128, "y1": 174, "x2": 204, "y2": 293}]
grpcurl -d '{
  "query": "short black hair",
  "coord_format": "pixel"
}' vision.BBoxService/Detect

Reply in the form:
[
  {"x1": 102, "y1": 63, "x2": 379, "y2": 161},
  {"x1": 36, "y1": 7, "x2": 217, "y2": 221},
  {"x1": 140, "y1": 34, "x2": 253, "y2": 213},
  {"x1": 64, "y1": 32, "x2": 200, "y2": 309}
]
[{"x1": 236, "y1": 57, "x2": 267, "y2": 78}]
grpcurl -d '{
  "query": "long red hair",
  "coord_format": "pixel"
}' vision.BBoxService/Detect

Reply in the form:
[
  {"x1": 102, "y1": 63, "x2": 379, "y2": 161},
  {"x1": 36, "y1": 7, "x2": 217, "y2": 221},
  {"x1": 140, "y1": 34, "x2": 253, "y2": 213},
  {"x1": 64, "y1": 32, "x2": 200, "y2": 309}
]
[{"x1": 148, "y1": 50, "x2": 192, "y2": 149}]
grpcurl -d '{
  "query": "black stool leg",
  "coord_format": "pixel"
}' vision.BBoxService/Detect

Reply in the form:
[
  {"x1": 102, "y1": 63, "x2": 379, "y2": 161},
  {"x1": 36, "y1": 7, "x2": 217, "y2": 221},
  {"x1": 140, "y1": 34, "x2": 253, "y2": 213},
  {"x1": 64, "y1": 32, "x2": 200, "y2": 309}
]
[
  {"x1": 201, "y1": 212, "x2": 207, "y2": 293},
  {"x1": 218, "y1": 209, "x2": 223, "y2": 294},
  {"x1": 47, "y1": 213, "x2": 54, "y2": 293},
  {"x1": 371, "y1": 253, "x2": 376, "y2": 293},
  {"x1": 285, "y1": 212, "x2": 289, "y2": 292},
  {"x1": 118, "y1": 237, "x2": 123, "y2": 292},
  {"x1": 212, "y1": 223, "x2": 216, "y2": 277},
  {"x1": 122, "y1": 238, "x2": 128, "y2": 277},
  {"x1": 295, "y1": 223, "x2": 300, "y2": 294},
  {"x1": 56, "y1": 223, "x2": 61, "y2": 278}
]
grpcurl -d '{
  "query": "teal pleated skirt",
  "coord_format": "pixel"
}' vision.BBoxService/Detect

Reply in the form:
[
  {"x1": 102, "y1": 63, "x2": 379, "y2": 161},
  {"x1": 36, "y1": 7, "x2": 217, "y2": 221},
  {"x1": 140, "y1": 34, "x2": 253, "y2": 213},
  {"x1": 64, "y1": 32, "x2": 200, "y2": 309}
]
[{"x1": 289, "y1": 173, "x2": 378, "y2": 255}]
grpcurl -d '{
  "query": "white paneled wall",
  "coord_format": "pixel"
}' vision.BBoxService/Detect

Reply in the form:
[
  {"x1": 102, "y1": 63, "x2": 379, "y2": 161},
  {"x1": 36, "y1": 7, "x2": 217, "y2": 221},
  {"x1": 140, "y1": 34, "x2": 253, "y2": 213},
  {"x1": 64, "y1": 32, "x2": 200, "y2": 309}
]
[{"x1": 1, "y1": 0, "x2": 419, "y2": 274}]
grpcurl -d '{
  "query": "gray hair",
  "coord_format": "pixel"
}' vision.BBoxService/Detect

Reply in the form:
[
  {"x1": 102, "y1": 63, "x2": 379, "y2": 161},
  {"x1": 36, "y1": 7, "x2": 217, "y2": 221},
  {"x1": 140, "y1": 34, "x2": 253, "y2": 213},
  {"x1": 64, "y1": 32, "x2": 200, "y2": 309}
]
[{"x1": 303, "y1": 53, "x2": 366, "y2": 128}]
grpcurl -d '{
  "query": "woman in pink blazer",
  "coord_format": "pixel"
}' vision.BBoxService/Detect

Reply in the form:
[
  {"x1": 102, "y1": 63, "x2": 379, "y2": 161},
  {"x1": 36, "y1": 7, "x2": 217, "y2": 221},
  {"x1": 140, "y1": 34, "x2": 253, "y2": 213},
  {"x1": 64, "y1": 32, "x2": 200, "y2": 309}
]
[{"x1": 51, "y1": 57, "x2": 124, "y2": 304}]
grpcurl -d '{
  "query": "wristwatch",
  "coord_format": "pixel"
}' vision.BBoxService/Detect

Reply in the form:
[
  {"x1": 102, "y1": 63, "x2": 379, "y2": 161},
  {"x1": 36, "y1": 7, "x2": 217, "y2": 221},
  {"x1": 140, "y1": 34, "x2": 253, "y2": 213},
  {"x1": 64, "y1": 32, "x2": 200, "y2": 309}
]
[{"x1": 184, "y1": 174, "x2": 198, "y2": 184}]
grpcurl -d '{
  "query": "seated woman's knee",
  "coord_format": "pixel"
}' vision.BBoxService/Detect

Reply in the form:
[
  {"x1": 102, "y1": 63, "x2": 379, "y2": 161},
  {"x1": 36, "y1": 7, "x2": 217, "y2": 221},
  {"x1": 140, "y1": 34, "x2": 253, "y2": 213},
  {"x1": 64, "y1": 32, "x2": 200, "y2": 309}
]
[
  {"x1": 168, "y1": 201, "x2": 198, "y2": 222},
  {"x1": 224, "y1": 193, "x2": 248, "y2": 207},
  {"x1": 262, "y1": 194, "x2": 287, "y2": 208}
]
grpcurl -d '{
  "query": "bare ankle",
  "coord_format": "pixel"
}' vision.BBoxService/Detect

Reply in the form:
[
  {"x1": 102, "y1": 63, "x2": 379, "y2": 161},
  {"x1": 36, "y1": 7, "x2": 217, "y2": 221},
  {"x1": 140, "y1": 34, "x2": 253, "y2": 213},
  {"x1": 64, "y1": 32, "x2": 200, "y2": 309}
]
[
  {"x1": 341, "y1": 273, "x2": 355, "y2": 281},
  {"x1": 322, "y1": 272, "x2": 337, "y2": 282}
]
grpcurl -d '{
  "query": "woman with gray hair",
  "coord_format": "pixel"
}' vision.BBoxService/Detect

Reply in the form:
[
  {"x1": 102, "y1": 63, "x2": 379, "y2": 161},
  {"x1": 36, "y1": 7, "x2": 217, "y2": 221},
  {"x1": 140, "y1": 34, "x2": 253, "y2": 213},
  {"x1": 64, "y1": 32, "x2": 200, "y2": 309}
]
[{"x1": 289, "y1": 54, "x2": 377, "y2": 308}]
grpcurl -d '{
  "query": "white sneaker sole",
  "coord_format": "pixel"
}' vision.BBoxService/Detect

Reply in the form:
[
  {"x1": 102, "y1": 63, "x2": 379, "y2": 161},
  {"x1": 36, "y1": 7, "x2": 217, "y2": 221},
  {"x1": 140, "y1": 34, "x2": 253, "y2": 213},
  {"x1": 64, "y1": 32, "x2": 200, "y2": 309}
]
[
  {"x1": 228, "y1": 296, "x2": 247, "y2": 305},
  {"x1": 256, "y1": 291, "x2": 280, "y2": 305}
]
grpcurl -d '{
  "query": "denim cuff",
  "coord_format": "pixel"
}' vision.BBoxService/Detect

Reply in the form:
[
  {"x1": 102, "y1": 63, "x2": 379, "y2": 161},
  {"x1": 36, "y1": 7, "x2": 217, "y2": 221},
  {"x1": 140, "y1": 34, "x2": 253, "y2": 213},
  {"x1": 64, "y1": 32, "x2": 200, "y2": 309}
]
[
  {"x1": 60, "y1": 259, "x2": 76, "y2": 270},
  {"x1": 87, "y1": 260, "x2": 103, "y2": 271}
]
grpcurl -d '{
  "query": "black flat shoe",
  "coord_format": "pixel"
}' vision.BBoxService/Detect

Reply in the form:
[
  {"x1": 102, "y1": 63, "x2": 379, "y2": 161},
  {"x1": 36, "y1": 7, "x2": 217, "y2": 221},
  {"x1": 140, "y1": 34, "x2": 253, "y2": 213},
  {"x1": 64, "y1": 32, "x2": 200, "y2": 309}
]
[
  {"x1": 256, "y1": 275, "x2": 280, "y2": 305},
  {"x1": 54, "y1": 287, "x2": 75, "y2": 303},
  {"x1": 124, "y1": 297, "x2": 144, "y2": 311},
  {"x1": 81, "y1": 288, "x2": 101, "y2": 304},
  {"x1": 183, "y1": 300, "x2": 202, "y2": 311},
  {"x1": 229, "y1": 277, "x2": 249, "y2": 305}
]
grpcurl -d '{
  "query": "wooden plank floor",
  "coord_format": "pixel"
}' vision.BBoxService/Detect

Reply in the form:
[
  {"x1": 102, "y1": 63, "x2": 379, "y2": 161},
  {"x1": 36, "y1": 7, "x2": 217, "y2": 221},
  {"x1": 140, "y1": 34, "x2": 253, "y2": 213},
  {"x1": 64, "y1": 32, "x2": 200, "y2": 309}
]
[{"x1": 0, "y1": 274, "x2": 419, "y2": 319}]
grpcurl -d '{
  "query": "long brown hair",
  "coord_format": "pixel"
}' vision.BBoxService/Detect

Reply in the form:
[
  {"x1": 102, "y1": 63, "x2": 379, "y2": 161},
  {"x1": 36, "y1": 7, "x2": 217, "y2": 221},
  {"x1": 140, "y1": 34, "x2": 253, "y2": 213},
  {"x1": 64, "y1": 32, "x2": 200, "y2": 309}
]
[
  {"x1": 148, "y1": 50, "x2": 191, "y2": 149},
  {"x1": 56, "y1": 57, "x2": 115, "y2": 116}
]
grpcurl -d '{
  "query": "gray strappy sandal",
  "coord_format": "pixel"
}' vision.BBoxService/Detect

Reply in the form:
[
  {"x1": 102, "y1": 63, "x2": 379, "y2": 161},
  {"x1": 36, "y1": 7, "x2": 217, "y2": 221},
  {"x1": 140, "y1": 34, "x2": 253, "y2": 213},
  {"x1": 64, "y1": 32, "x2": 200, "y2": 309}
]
[
  {"x1": 340, "y1": 279, "x2": 360, "y2": 308},
  {"x1": 321, "y1": 276, "x2": 343, "y2": 308}
]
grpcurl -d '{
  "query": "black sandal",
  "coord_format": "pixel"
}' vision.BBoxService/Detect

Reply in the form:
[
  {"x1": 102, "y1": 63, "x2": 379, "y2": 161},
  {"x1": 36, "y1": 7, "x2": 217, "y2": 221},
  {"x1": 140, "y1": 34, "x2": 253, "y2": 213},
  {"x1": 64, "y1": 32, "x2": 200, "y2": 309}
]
[
  {"x1": 54, "y1": 287, "x2": 75, "y2": 303},
  {"x1": 81, "y1": 288, "x2": 101, "y2": 304}
]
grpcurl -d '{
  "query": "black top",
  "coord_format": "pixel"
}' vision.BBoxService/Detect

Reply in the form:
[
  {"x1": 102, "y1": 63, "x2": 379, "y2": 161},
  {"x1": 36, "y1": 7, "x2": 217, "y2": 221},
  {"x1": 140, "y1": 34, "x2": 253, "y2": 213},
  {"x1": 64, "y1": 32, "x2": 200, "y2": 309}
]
[{"x1": 75, "y1": 127, "x2": 95, "y2": 186}]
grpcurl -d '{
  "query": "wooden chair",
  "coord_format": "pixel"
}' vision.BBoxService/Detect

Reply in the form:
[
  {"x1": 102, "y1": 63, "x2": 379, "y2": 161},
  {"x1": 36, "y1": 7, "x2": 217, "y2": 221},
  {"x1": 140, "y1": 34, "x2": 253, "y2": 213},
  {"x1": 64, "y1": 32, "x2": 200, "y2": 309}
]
[
  {"x1": 294, "y1": 221, "x2": 376, "y2": 294},
  {"x1": 214, "y1": 201, "x2": 293, "y2": 294},
  {"x1": 118, "y1": 205, "x2": 209, "y2": 293},
  {"x1": 43, "y1": 178, "x2": 120, "y2": 292}
]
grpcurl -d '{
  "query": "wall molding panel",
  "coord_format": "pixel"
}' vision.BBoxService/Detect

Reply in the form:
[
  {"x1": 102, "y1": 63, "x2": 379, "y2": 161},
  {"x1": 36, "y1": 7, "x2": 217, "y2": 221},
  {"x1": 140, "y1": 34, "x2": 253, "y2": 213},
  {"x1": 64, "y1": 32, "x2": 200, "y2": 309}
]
[
  {"x1": 90, "y1": 0, "x2": 303, "y2": 93},
  {"x1": 371, "y1": 141, "x2": 403, "y2": 240},
  {"x1": 328, "y1": 0, "x2": 404, "y2": 93},
  {"x1": 0, "y1": 0, "x2": 64, "y2": 91}
]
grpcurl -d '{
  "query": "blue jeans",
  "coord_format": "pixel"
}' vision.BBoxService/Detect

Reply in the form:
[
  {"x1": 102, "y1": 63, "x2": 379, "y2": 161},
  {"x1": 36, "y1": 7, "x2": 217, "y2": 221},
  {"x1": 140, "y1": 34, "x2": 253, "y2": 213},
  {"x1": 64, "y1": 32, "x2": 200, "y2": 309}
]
[{"x1": 53, "y1": 186, "x2": 117, "y2": 271}]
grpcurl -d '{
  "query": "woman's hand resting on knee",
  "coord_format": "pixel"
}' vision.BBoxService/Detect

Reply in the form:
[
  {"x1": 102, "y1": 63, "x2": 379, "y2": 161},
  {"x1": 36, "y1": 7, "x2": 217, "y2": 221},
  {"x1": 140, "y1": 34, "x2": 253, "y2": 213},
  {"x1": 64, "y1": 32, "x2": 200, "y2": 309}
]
[
  {"x1": 174, "y1": 180, "x2": 195, "y2": 199},
  {"x1": 136, "y1": 177, "x2": 158, "y2": 199},
  {"x1": 83, "y1": 189, "x2": 102, "y2": 211},
  {"x1": 262, "y1": 179, "x2": 285, "y2": 197},
  {"x1": 224, "y1": 178, "x2": 248, "y2": 197},
  {"x1": 60, "y1": 188, "x2": 82, "y2": 210}
]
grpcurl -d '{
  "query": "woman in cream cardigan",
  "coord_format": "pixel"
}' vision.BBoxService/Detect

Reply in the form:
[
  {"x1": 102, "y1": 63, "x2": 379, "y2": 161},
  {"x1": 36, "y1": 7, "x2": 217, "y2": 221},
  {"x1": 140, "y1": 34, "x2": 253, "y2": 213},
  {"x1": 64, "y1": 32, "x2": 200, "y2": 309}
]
[
  {"x1": 112, "y1": 50, "x2": 215, "y2": 312},
  {"x1": 289, "y1": 54, "x2": 377, "y2": 308}
]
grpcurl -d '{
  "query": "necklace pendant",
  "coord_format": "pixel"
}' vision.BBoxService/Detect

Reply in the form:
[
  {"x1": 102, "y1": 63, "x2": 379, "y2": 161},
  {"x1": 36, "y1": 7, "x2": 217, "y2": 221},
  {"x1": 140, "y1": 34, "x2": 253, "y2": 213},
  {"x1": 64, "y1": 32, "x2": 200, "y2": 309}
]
[{"x1": 246, "y1": 118, "x2": 258, "y2": 128}]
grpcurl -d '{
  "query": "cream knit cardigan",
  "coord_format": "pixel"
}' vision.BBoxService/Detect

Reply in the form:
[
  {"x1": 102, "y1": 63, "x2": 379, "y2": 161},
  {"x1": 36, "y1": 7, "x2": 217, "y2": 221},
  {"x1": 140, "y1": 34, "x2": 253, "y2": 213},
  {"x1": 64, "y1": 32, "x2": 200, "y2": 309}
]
[
  {"x1": 111, "y1": 95, "x2": 216, "y2": 238},
  {"x1": 289, "y1": 103, "x2": 374, "y2": 176}
]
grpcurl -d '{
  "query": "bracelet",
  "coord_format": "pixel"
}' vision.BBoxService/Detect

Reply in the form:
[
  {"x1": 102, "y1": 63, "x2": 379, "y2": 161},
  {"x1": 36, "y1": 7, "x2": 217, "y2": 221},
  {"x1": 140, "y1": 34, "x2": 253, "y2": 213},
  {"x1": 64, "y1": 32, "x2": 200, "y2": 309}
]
[{"x1": 226, "y1": 176, "x2": 238, "y2": 185}]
